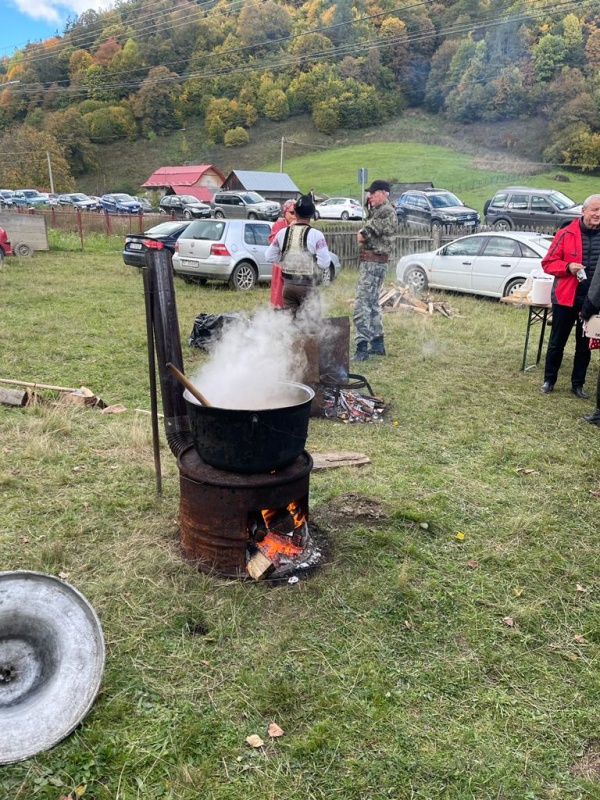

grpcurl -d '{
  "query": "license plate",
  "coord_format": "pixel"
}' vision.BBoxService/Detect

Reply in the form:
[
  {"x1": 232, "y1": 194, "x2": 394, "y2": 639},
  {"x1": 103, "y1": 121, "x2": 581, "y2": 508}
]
[
  {"x1": 129, "y1": 243, "x2": 142, "y2": 250},
  {"x1": 180, "y1": 259, "x2": 197, "y2": 267},
  {"x1": 464, "y1": 220, "x2": 477, "y2": 226}
]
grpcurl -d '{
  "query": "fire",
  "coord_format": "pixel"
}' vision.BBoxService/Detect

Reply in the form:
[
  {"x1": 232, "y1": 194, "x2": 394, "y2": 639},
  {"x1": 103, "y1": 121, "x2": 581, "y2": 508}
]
[{"x1": 246, "y1": 500, "x2": 309, "y2": 571}]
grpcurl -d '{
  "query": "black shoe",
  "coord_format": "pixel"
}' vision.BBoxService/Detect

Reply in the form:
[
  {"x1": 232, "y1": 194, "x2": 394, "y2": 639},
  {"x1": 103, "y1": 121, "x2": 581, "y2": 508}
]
[
  {"x1": 351, "y1": 342, "x2": 369, "y2": 362},
  {"x1": 571, "y1": 386, "x2": 589, "y2": 399},
  {"x1": 368, "y1": 335, "x2": 386, "y2": 356},
  {"x1": 583, "y1": 409, "x2": 600, "y2": 426},
  {"x1": 540, "y1": 381, "x2": 554, "y2": 394}
]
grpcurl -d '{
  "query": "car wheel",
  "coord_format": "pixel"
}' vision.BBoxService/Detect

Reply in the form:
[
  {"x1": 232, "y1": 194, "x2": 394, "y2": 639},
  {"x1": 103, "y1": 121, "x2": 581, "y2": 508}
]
[
  {"x1": 431, "y1": 220, "x2": 443, "y2": 231},
  {"x1": 503, "y1": 278, "x2": 525, "y2": 297},
  {"x1": 183, "y1": 209, "x2": 192, "y2": 220},
  {"x1": 493, "y1": 219, "x2": 513, "y2": 231},
  {"x1": 15, "y1": 243, "x2": 33, "y2": 257},
  {"x1": 214, "y1": 210, "x2": 225, "y2": 219},
  {"x1": 404, "y1": 265, "x2": 428, "y2": 293},
  {"x1": 341, "y1": 211, "x2": 349, "y2": 220},
  {"x1": 247, "y1": 212, "x2": 258, "y2": 220},
  {"x1": 229, "y1": 261, "x2": 257, "y2": 291}
]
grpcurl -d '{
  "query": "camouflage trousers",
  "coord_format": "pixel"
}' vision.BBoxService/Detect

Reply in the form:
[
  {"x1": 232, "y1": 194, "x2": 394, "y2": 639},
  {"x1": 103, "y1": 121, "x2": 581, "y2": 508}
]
[{"x1": 353, "y1": 260, "x2": 388, "y2": 346}]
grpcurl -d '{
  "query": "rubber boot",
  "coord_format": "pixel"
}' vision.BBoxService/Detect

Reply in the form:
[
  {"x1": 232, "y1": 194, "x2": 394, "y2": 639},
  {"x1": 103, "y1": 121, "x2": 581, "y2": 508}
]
[
  {"x1": 368, "y1": 335, "x2": 386, "y2": 356},
  {"x1": 351, "y1": 341, "x2": 369, "y2": 362},
  {"x1": 583, "y1": 408, "x2": 600, "y2": 427}
]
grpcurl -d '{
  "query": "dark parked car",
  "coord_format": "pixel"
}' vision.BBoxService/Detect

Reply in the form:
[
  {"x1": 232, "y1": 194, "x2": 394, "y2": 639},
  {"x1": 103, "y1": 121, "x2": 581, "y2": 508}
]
[
  {"x1": 122, "y1": 221, "x2": 192, "y2": 267},
  {"x1": 0, "y1": 190, "x2": 14, "y2": 208},
  {"x1": 159, "y1": 194, "x2": 212, "y2": 220},
  {"x1": 484, "y1": 187, "x2": 583, "y2": 231},
  {"x1": 100, "y1": 193, "x2": 142, "y2": 214},
  {"x1": 394, "y1": 189, "x2": 480, "y2": 231},
  {"x1": 134, "y1": 196, "x2": 155, "y2": 213},
  {"x1": 58, "y1": 192, "x2": 100, "y2": 211},
  {"x1": 211, "y1": 191, "x2": 280, "y2": 221}
]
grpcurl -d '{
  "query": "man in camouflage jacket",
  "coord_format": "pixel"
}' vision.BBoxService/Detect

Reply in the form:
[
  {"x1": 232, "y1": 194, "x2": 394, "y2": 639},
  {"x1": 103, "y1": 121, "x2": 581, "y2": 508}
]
[{"x1": 352, "y1": 179, "x2": 398, "y2": 360}]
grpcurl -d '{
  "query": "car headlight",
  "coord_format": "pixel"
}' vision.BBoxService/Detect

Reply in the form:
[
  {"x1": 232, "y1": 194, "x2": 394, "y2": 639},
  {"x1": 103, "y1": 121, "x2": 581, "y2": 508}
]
[{"x1": 440, "y1": 213, "x2": 459, "y2": 221}]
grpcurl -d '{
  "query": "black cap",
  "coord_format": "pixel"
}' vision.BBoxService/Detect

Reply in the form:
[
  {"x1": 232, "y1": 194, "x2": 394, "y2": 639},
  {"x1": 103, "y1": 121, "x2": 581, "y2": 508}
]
[
  {"x1": 295, "y1": 194, "x2": 316, "y2": 218},
  {"x1": 366, "y1": 180, "x2": 390, "y2": 194}
]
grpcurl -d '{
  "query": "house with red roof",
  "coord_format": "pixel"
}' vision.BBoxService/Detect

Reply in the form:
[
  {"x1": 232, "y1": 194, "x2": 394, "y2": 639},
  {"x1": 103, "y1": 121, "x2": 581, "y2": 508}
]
[{"x1": 142, "y1": 165, "x2": 226, "y2": 203}]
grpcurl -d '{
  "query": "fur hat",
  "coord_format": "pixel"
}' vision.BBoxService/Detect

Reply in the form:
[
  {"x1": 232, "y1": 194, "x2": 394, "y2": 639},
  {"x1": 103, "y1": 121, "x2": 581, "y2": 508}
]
[
  {"x1": 294, "y1": 194, "x2": 316, "y2": 219},
  {"x1": 366, "y1": 179, "x2": 390, "y2": 194}
]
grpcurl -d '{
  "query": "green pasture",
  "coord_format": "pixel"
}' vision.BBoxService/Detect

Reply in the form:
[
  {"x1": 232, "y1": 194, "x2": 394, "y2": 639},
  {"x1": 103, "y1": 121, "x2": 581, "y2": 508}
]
[
  {"x1": 266, "y1": 140, "x2": 600, "y2": 216},
  {"x1": 1, "y1": 249, "x2": 600, "y2": 799}
]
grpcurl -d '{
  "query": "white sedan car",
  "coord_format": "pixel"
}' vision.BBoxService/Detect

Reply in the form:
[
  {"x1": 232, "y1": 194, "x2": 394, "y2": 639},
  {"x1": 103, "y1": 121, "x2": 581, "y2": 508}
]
[
  {"x1": 396, "y1": 231, "x2": 554, "y2": 298},
  {"x1": 314, "y1": 197, "x2": 365, "y2": 221}
]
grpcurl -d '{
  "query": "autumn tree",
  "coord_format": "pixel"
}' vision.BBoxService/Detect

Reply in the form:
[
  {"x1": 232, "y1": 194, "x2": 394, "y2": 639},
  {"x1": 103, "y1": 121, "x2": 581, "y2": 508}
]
[
  {"x1": 133, "y1": 66, "x2": 182, "y2": 135},
  {"x1": 0, "y1": 125, "x2": 74, "y2": 190}
]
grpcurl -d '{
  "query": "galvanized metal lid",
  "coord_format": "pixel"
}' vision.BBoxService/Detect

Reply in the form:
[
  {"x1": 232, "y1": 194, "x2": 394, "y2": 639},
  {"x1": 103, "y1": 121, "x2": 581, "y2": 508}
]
[{"x1": 0, "y1": 570, "x2": 105, "y2": 764}]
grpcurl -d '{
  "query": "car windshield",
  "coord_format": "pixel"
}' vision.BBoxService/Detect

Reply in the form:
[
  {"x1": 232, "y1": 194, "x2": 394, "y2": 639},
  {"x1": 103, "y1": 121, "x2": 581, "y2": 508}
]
[
  {"x1": 241, "y1": 193, "x2": 264, "y2": 204},
  {"x1": 184, "y1": 220, "x2": 226, "y2": 240},
  {"x1": 180, "y1": 195, "x2": 201, "y2": 204},
  {"x1": 429, "y1": 192, "x2": 463, "y2": 208},
  {"x1": 145, "y1": 222, "x2": 186, "y2": 235},
  {"x1": 548, "y1": 191, "x2": 577, "y2": 210},
  {"x1": 113, "y1": 194, "x2": 135, "y2": 202},
  {"x1": 71, "y1": 194, "x2": 89, "y2": 201}
]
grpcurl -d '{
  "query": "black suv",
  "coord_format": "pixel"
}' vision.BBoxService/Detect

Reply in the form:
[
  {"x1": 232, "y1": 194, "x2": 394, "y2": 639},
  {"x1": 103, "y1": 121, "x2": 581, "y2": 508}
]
[
  {"x1": 484, "y1": 187, "x2": 582, "y2": 231},
  {"x1": 394, "y1": 189, "x2": 480, "y2": 230},
  {"x1": 159, "y1": 194, "x2": 212, "y2": 220}
]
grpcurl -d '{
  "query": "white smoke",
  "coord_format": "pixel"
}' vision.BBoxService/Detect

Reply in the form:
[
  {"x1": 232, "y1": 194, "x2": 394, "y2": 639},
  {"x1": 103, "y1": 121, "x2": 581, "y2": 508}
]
[{"x1": 191, "y1": 306, "x2": 314, "y2": 409}]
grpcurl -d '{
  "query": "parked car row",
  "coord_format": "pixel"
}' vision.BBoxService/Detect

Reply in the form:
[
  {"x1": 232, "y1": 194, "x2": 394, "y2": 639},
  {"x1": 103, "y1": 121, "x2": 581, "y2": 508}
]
[{"x1": 122, "y1": 218, "x2": 340, "y2": 291}]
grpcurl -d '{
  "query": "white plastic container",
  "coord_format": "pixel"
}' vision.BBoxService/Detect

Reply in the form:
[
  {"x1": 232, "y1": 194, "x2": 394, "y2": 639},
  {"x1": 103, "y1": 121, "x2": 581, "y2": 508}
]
[{"x1": 531, "y1": 275, "x2": 553, "y2": 305}]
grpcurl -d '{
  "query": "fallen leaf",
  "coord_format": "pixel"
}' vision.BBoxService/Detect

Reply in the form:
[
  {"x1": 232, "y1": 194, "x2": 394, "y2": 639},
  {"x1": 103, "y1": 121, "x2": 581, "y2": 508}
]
[
  {"x1": 200, "y1": 660, "x2": 210, "y2": 666},
  {"x1": 501, "y1": 616, "x2": 514, "y2": 627},
  {"x1": 268, "y1": 723, "x2": 284, "y2": 738},
  {"x1": 512, "y1": 587, "x2": 523, "y2": 597},
  {"x1": 466, "y1": 559, "x2": 478, "y2": 569},
  {"x1": 574, "y1": 634, "x2": 587, "y2": 644},
  {"x1": 515, "y1": 467, "x2": 539, "y2": 475},
  {"x1": 455, "y1": 531, "x2": 465, "y2": 541},
  {"x1": 246, "y1": 734, "x2": 264, "y2": 748},
  {"x1": 58, "y1": 571, "x2": 70, "y2": 580},
  {"x1": 576, "y1": 584, "x2": 587, "y2": 593},
  {"x1": 403, "y1": 619, "x2": 412, "y2": 629},
  {"x1": 74, "y1": 785, "x2": 87, "y2": 798}
]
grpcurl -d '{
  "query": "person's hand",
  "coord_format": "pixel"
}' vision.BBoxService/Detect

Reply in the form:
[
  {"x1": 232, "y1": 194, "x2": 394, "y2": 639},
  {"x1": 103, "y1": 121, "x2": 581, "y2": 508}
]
[
  {"x1": 357, "y1": 232, "x2": 364, "y2": 244},
  {"x1": 568, "y1": 262, "x2": 584, "y2": 275}
]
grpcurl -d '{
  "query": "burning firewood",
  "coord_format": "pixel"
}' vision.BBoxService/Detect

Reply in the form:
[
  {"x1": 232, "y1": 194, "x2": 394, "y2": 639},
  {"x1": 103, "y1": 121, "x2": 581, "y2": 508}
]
[{"x1": 378, "y1": 284, "x2": 461, "y2": 318}]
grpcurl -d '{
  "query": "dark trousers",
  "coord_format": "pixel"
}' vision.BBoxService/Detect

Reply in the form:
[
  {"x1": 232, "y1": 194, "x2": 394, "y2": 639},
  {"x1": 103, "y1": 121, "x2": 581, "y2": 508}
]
[{"x1": 543, "y1": 303, "x2": 591, "y2": 388}]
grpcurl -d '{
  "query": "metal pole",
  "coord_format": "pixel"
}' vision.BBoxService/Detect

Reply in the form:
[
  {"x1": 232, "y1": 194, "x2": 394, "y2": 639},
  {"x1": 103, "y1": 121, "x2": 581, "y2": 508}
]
[
  {"x1": 46, "y1": 151, "x2": 54, "y2": 194},
  {"x1": 142, "y1": 264, "x2": 162, "y2": 495},
  {"x1": 280, "y1": 137, "x2": 284, "y2": 172}
]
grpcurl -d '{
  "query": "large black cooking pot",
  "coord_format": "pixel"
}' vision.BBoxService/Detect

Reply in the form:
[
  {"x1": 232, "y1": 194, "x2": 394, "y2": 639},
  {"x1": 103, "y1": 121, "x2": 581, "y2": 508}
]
[{"x1": 183, "y1": 381, "x2": 314, "y2": 473}]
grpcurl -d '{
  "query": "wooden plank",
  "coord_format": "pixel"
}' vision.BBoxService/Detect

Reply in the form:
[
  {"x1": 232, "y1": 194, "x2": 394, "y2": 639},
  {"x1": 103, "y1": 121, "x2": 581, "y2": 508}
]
[
  {"x1": 311, "y1": 452, "x2": 371, "y2": 470},
  {"x1": 247, "y1": 551, "x2": 275, "y2": 580}
]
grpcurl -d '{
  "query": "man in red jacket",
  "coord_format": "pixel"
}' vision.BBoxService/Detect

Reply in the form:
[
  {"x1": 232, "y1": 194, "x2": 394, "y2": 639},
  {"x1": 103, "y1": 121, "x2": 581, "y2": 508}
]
[{"x1": 540, "y1": 194, "x2": 600, "y2": 397}]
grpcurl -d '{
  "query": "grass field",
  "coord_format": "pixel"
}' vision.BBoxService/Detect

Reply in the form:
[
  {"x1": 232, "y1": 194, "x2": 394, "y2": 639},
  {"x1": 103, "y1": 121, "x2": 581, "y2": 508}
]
[{"x1": 1, "y1": 248, "x2": 600, "y2": 799}]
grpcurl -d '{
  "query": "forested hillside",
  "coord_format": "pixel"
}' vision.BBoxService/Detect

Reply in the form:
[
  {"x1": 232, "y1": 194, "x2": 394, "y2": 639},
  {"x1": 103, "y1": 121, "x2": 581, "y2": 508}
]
[{"x1": 1, "y1": 0, "x2": 600, "y2": 190}]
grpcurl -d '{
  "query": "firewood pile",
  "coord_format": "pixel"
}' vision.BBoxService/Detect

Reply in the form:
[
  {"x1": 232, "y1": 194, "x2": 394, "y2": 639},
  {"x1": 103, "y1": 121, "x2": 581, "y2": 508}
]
[{"x1": 379, "y1": 284, "x2": 461, "y2": 318}]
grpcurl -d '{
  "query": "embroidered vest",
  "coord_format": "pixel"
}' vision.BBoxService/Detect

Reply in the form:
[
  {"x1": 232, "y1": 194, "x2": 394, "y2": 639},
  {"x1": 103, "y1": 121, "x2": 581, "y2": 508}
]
[{"x1": 280, "y1": 224, "x2": 316, "y2": 279}]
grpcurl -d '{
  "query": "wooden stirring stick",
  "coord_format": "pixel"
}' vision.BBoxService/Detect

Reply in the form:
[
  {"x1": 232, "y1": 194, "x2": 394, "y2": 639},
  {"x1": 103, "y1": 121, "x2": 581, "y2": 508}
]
[{"x1": 166, "y1": 363, "x2": 212, "y2": 407}]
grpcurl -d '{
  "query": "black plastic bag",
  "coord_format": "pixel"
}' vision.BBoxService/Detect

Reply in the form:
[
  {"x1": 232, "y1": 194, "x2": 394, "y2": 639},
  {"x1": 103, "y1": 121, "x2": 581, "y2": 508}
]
[{"x1": 188, "y1": 312, "x2": 242, "y2": 350}]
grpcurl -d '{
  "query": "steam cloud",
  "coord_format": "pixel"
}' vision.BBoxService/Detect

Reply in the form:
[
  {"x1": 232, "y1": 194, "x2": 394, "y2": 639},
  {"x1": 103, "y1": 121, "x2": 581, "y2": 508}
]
[{"x1": 191, "y1": 294, "x2": 327, "y2": 409}]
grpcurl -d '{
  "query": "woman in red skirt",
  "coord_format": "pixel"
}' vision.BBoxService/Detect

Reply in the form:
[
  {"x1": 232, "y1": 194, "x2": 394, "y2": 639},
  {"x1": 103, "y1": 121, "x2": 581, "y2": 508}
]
[{"x1": 270, "y1": 199, "x2": 296, "y2": 308}]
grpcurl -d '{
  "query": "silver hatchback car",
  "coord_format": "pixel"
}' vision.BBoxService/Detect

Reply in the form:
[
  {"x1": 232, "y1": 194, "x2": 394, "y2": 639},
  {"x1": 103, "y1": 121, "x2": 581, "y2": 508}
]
[{"x1": 172, "y1": 218, "x2": 273, "y2": 290}]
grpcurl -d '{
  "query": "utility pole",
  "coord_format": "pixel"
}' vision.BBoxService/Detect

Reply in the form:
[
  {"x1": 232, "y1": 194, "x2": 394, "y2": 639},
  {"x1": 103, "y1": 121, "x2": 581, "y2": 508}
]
[
  {"x1": 46, "y1": 151, "x2": 54, "y2": 193},
  {"x1": 280, "y1": 137, "x2": 284, "y2": 172}
]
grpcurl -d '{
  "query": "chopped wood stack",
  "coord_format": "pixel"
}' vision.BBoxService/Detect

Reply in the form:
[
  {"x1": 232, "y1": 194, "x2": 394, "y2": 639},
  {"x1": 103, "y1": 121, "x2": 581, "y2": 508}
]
[{"x1": 378, "y1": 284, "x2": 461, "y2": 318}]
